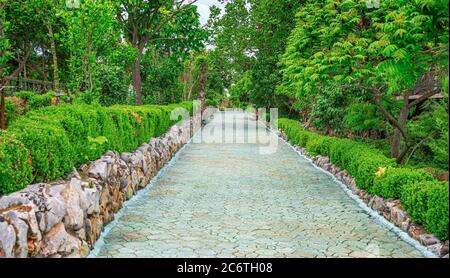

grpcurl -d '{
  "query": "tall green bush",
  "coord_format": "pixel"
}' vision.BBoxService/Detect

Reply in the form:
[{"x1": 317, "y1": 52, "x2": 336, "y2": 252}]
[{"x1": 0, "y1": 102, "x2": 193, "y2": 193}]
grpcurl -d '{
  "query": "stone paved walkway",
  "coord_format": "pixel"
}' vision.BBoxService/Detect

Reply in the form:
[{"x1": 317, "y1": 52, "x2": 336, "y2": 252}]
[{"x1": 94, "y1": 112, "x2": 426, "y2": 258}]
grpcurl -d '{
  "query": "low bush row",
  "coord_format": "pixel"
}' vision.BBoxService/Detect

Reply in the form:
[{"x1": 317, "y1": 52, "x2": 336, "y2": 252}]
[
  {"x1": 3, "y1": 91, "x2": 70, "y2": 128},
  {"x1": 278, "y1": 118, "x2": 449, "y2": 240},
  {"x1": 0, "y1": 102, "x2": 193, "y2": 195}
]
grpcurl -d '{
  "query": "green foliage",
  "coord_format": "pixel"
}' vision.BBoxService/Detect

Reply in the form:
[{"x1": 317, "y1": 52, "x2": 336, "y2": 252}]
[
  {"x1": 142, "y1": 51, "x2": 184, "y2": 105},
  {"x1": 278, "y1": 0, "x2": 449, "y2": 163},
  {"x1": 1, "y1": 102, "x2": 192, "y2": 191},
  {"x1": 407, "y1": 97, "x2": 449, "y2": 170},
  {"x1": 402, "y1": 181, "x2": 449, "y2": 240},
  {"x1": 229, "y1": 71, "x2": 253, "y2": 107},
  {"x1": 15, "y1": 91, "x2": 35, "y2": 101},
  {"x1": 372, "y1": 167, "x2": 435, "y2": 199},
  {"x1": 0, "y1": 131, "x2": 33, "y2": 194},
  {"x1": 206, "y1": 99, "x2": 219, "y2": 107},
  {"x1": 73, "y1": 91, "x2": 100, "y2": 105},
  {"x1": 279, "y1": 118, "x2": 395, "y2": 190},
  {"x1": 27, "y1": 91, "x2": 57, "y2": 110},
  {"x1": 279, "y1": 117, "x2": 448, "y2": 239},
  {"x1": 4, "y1": 97, "x2": 25, "y2": 127},
  {"x1": 248, "y1": 0, "x2": 303, "y2": 109},
  {"x1": 5, "y1": 91, "x2": 74, "y2": 127},
  {"x1": 0, "y1": 0, "x2": 11, "y2": 76},
  {"x1": 87, "y1": 136, "x2": 109, "y2": 157},
  {"x1": 344, "y1": 103, "x2": 384, "y2": 133},
  {"x1": 96, "y1": 64, "x2": 133, "y2": 106}
]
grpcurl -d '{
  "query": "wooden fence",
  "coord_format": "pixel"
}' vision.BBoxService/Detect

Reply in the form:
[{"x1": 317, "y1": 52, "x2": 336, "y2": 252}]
[{"x1": 2, "y1": 76, "x2": 65, "y2": 96}]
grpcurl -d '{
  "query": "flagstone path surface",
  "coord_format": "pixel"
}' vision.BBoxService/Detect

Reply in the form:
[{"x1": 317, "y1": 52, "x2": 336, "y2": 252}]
[{"x1": 94, "y1": 112, "x2": 426, "y2": 258}]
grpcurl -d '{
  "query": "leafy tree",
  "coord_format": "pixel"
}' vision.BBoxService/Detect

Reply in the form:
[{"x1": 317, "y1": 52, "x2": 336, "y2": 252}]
[
  {"x1": 141, "y1": 48, "x2": 183, "y2": 105},
  {"x1": 0, "y1": 0, "x2": 10, "y2": 77},
  {"x1": 206, "y1": 0, "x2": 253, "y2": 86},
  {"x1": 278, "y1": 0, "x2": 449, "y2": 163},
  {"x1": 117, "y1": 0, "x2": 204, "y2": 105},
  {"x1": 61, "y1": 0, "x2": 121, "y2": 92},
  {"x1": 248, "y1": 0, "x2": 303, "y2": 110}
]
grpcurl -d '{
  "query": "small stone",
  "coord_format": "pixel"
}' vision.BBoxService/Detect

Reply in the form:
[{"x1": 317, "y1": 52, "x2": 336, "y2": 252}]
[
  {"x1": 408, "y1": 224, "x2": 427, "y2": 241},
  {"x1": 419, "y1": 234, "x2": 439, "y2": 246}
]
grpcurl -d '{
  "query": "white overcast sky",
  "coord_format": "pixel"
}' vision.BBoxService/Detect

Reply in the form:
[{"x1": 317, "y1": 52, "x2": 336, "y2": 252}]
[{"x1": 194, "y1": 0, "x2": 225, "y2": 25}]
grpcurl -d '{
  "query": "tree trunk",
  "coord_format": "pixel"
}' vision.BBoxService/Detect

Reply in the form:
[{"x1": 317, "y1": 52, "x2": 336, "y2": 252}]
[
  {"x1": 46, "y1": 22, "x2": 60, "y2": 91},
  {"x1": 199, "y1": 61, "x2": 207, "y2": 115},
  {"x1": 373, "y1": 92, "x2": 411, "y2": 164},
  {"x1": 393, "y1": 93, "x2": 412, "y2": 164},
  {"x1": 132, "y1": 50, "x2": 143, "y2": 105}
]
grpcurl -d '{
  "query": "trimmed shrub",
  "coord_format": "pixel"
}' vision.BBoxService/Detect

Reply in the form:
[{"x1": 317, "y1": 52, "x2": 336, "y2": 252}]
[
  {"x1": 15, "y1": 91, "x2": 35, "y2": 101},
  {"x1": 279, "y1": 118, "x2": 448, "y2": 240},
  {"x1": 402, "y1": 181, "x2": 449, "y2": 240},
  {"x1": 4, "y1": 97, "x2": 26, "y2": 127},
  {"x1": 278, "y1": 118, "x2": 395, "y2": 190},
  {"x1": 27, "y1": 91, "x2": 58, "y2": 110},
  {"x1": 0, "y1": 131, "x2": 33, "y2": 194},
  {"x1": 372, "y1": 167, "x2": 435, "y2": 199},
  {"x1": 1, "y1": 101, "x2": 193, "y2": 193}
]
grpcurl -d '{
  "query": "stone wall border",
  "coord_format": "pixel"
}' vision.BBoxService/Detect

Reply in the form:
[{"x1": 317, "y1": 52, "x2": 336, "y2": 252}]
[
  {"x1": 0, "y1": 108, "x2": 217, "y2": 258},
  {"x1": 268, "y1": 124, "x2": 449, "y2": 258}
]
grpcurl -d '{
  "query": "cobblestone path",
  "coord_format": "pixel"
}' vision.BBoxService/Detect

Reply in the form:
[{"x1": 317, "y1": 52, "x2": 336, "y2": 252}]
[{"x1": 94, "y1": 112, "x2": 427, "y2": 258}]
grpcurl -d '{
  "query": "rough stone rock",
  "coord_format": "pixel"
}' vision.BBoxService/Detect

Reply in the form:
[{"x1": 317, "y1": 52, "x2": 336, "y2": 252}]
[
  {"x1": 0, "y1": 221, "x2": 16, "y2": 258},
  {"x1": 427, "y1": 242, "x2": 449, "y2": 257},
  {"x1": 0, "y1": 116, "x2": 199, "y2": 258},
  {"x1": 80, "y1": 240, "x2": 90, "y2": 258},
  {"x1": 119, "y1": 177, "x2": 128, "y2": 190},
  {"x1": 5, "y1": 204, "x2": 42, "y2": 257},
  {"x1": 400, "y1": 218, "x2": 411, "y2": 233},
  {"x1": 40, "y1": 222, "x2": 81, "y2": 258},
  {"x1": 85, "y1": 215, "x2": 103, "y2": 247},
  {"x1": 68, "y1": 168, "x2": 82, "y2": 180},
  {"x1": 8, "y1": 183, "x2": 66, "y2": 234},
  {"x1": 62, "y1": 178, "x2": 88, "y2": 231},
  {"x1": 419, "y1": 234, "x2": 439, "y2": 246},
  {"x1": 3, "y1": 211, "x2": 29, "y2": 257},
  {"x1": 391, "y1": 205, "x2": 409, "y2": 228},
  {"x1": 0, "y1": 195, "x2": 31, "y2": 210},
  {"x1": 88, "y1": 161, "x2": 108, "y2": 180},
  {"x1": 358, "y1": 190, "x2": 370, "y2": 203},
  {"x1": 81, "y1": 182, "x2": 100, "y2": 215},
  {"x1": 336, "y1": 170, "x2": 349, "y2": 182},
  {"x1": 408, "y1": 224, "x2": 427, "y2": 241}
]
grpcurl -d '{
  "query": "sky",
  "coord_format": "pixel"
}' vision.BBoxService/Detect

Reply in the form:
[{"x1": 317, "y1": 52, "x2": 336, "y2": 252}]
[{"x1": 194, "y1": 0, "x2": 225, "y2": 26}]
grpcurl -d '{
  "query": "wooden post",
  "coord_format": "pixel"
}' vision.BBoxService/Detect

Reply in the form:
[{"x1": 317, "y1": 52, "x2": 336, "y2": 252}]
[{"x1": 1, "y1": 77, "x2": 5, "y2": 129}]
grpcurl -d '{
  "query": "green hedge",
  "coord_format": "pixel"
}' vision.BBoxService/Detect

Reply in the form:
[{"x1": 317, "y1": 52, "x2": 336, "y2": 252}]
[
  {"x1": 279, "y1": 118, "x2": 395, "y2": 190},
  {"x1": 278, "y1": 118, "x2": 449, "y2": 240},
  {"x1": 402, "y1": 181, "x2": 449, "y2": 240},
  {"x1": 372, "y1": 167, "x2": 435, "y2": 199},
  {"x1": 0, "y1": 131, "x2": 33, "y2": 194},
  {"x1": 0, "y1": 102, "x2": 193, "y2": 194}
]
